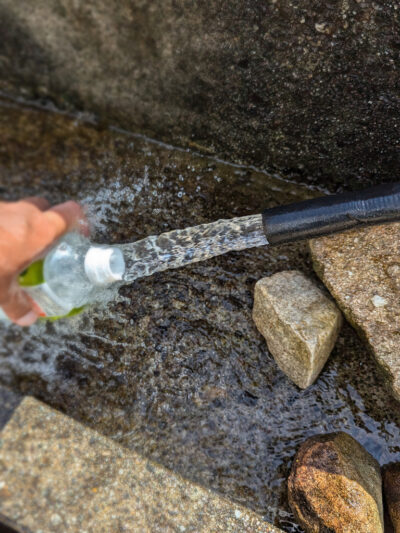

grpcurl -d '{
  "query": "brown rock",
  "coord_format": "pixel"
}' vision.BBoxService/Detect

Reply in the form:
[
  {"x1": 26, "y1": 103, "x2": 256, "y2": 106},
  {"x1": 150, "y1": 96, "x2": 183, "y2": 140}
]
[
  {"x1": 310, "y1": 223, "x2": 400, "y2": 400},
  {"x1": 383, "y1": 463, "x2": 400, "y2": 532},
  {"x1": 253, "y1": 271, "x2": 342, "y2": 388},
  {"x1": 288, "y1": 432, "x2": 384, "y2": 533}
]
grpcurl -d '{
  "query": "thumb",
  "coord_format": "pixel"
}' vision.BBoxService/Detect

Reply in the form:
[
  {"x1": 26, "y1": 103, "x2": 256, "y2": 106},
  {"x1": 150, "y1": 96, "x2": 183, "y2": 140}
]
[{"x1": 1, "y1": 282, "x2": 38, "y2": 326}]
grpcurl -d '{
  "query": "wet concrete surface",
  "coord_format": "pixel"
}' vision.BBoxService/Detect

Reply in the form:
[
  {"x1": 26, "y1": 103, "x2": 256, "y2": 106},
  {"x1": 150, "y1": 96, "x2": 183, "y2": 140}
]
[{"x1": 1, "y1": 99, "x2": 400, "y2": 531}]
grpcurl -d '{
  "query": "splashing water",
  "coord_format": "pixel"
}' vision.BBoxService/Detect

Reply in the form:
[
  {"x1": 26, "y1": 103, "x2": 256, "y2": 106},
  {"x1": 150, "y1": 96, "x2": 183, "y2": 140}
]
[{"x1": 121, "y1": 214, "x2": 268, "y2": 282}]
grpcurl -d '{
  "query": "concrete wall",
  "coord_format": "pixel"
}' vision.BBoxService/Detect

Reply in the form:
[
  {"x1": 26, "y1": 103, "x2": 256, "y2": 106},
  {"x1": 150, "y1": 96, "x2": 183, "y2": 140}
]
[{"x1": 0, "y1": 0, "x2": 399, "y2": 190}]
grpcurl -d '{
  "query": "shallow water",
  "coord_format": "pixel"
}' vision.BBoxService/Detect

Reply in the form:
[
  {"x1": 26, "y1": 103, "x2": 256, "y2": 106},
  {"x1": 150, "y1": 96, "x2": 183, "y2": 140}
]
[{"x1": 1, "y1": 98, "x2": 400, "y2": 532}]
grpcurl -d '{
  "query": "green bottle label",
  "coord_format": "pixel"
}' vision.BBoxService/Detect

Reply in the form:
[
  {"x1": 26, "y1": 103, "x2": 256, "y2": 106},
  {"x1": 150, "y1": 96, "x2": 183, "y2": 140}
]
[{"x1": 19, "y1": 260, "x2": 45, "y2": 286}]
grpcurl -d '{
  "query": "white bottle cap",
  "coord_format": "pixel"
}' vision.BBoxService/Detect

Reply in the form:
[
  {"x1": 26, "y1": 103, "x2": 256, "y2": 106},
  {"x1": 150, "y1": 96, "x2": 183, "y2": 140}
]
[{"x1": 84, "y1": 247, "x2": 126, "y2": 285}]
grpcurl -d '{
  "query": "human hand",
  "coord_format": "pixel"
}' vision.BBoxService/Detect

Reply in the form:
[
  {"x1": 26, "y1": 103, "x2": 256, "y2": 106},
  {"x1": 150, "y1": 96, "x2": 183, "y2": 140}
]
[{"x1": 0, "y1": 198, "x2": 88, "y2": 326}]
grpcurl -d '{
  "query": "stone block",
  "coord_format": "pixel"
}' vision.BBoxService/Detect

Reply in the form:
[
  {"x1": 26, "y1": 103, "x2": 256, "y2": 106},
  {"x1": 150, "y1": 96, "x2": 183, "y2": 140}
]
[
  {"x1": 253, "y1": 271, "x2": 342, "y2": 388},
  {"x1": 0, "y1": 397, "x2": 281, "y2": 533}
]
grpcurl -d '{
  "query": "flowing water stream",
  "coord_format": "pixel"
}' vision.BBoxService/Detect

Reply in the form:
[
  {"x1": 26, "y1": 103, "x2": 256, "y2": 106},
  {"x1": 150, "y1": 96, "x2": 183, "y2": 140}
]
[{"x1": 122, "y1": 214, "x2": 268, "y2": 282}]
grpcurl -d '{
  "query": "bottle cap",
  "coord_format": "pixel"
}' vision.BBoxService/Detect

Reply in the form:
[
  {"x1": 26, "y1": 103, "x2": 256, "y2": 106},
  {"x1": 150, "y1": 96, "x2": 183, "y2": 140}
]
[{"x1": 84, "y1": 247, "x2": 125, "y2": 285}]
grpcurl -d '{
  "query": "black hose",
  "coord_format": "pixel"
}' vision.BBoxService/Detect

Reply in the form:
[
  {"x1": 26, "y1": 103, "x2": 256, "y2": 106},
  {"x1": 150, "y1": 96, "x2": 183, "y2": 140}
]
[{"x1": 262, "y1": 182, "x2": 400, "y2": 245}]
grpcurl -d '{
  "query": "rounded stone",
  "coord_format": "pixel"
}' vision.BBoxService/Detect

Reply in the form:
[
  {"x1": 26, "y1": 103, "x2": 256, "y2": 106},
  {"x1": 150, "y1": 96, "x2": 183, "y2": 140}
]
[{"x1": 288, "y1": 432, "x2": 384, "y2": 532}]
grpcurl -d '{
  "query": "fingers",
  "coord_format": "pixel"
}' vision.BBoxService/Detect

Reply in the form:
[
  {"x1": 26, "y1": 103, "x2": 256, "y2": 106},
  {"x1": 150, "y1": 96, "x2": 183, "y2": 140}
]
[
  {"x1": 0, "y1": 282, "x2": 38, "y2": 326},
  {"x1": 0, "y1": 198, "x2": 89, "y2": 327},
  {"x1": 22, "y1": 197, "x2": 50, "y2": 211},
  {"x1": 45, "y1": 201, "x2": 89, "y2": 239}
]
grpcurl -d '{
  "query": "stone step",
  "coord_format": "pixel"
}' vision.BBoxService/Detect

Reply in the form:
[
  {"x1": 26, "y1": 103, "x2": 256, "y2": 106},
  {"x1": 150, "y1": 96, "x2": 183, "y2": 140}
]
[{"x1": 0, "y1": 397, "x2": 282, "y2": 533}]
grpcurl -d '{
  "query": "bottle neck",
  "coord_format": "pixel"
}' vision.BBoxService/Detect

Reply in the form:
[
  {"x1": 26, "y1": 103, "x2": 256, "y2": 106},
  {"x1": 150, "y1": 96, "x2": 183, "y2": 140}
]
[{"x1": 84, "y1": 246, "x2": 126, "y2": 285}]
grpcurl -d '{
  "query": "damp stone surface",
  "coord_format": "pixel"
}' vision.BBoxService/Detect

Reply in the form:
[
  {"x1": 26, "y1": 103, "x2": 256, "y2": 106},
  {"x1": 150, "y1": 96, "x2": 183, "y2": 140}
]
[
  {"x1": 1, "y1": 0, "x2": 399, "y2": 191},
  {"x1": 1, "y1": 100, "x2": 400, "y2": 531}
]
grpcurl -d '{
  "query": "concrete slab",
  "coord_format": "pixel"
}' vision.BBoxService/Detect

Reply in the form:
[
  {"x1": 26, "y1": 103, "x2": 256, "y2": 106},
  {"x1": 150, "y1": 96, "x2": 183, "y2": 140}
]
[
  {"x1": 1, "y1": 0, "x2": 399, "y2": 190},
  {"x1": 0, "y1": 397, "x2": 281, "y2": 533}
]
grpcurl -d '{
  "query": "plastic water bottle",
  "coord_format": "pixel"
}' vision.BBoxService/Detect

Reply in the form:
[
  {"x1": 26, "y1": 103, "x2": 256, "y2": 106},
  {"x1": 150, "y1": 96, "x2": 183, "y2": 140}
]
[{"x1": 0, "y1": 232, "x2": 125, "y2": 321}]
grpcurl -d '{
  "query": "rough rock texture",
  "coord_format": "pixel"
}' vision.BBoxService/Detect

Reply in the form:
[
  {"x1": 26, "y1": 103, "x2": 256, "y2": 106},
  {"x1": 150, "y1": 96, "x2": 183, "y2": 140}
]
[
  {"x1": 0, "y1": 0, "x2": 400, "y2": 190},
  {"x1": 288, "y1": 432, "x2": 384, "y2": 533},
  {"x1": 0, "y1": 396, "x2": 281, "y2": 533},
  {"x1": 383, "y1": 463, "x2": 400, "y2": 532},
  {"x1": 310, "y1": 223, "x2": 400, "y2": 401},
  {"x1": 253, "y1": 271, "x2": 342, "y2": 388}
]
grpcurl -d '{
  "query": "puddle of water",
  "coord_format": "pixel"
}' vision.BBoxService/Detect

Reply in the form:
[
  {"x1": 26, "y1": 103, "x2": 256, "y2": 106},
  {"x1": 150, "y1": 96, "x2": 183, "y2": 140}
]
[{"x1": 0, "y1": 100, "x2": 400, "y2": 531}]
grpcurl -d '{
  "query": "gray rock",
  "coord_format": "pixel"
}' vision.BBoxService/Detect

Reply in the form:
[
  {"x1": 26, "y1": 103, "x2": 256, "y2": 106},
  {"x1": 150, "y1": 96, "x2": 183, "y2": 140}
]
[
  {"x1": 310, "y1": 223, "x2": 400, "y2": 401},
  {"x1": 0, "y1": 0, "x2": 399, "y2": 190},
  {"x1": 253, "y1": 271, "x2": 342, "y2": 388},
  {"x1": 288, "y1": 432, "x2": 384, "y2": 533}
]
